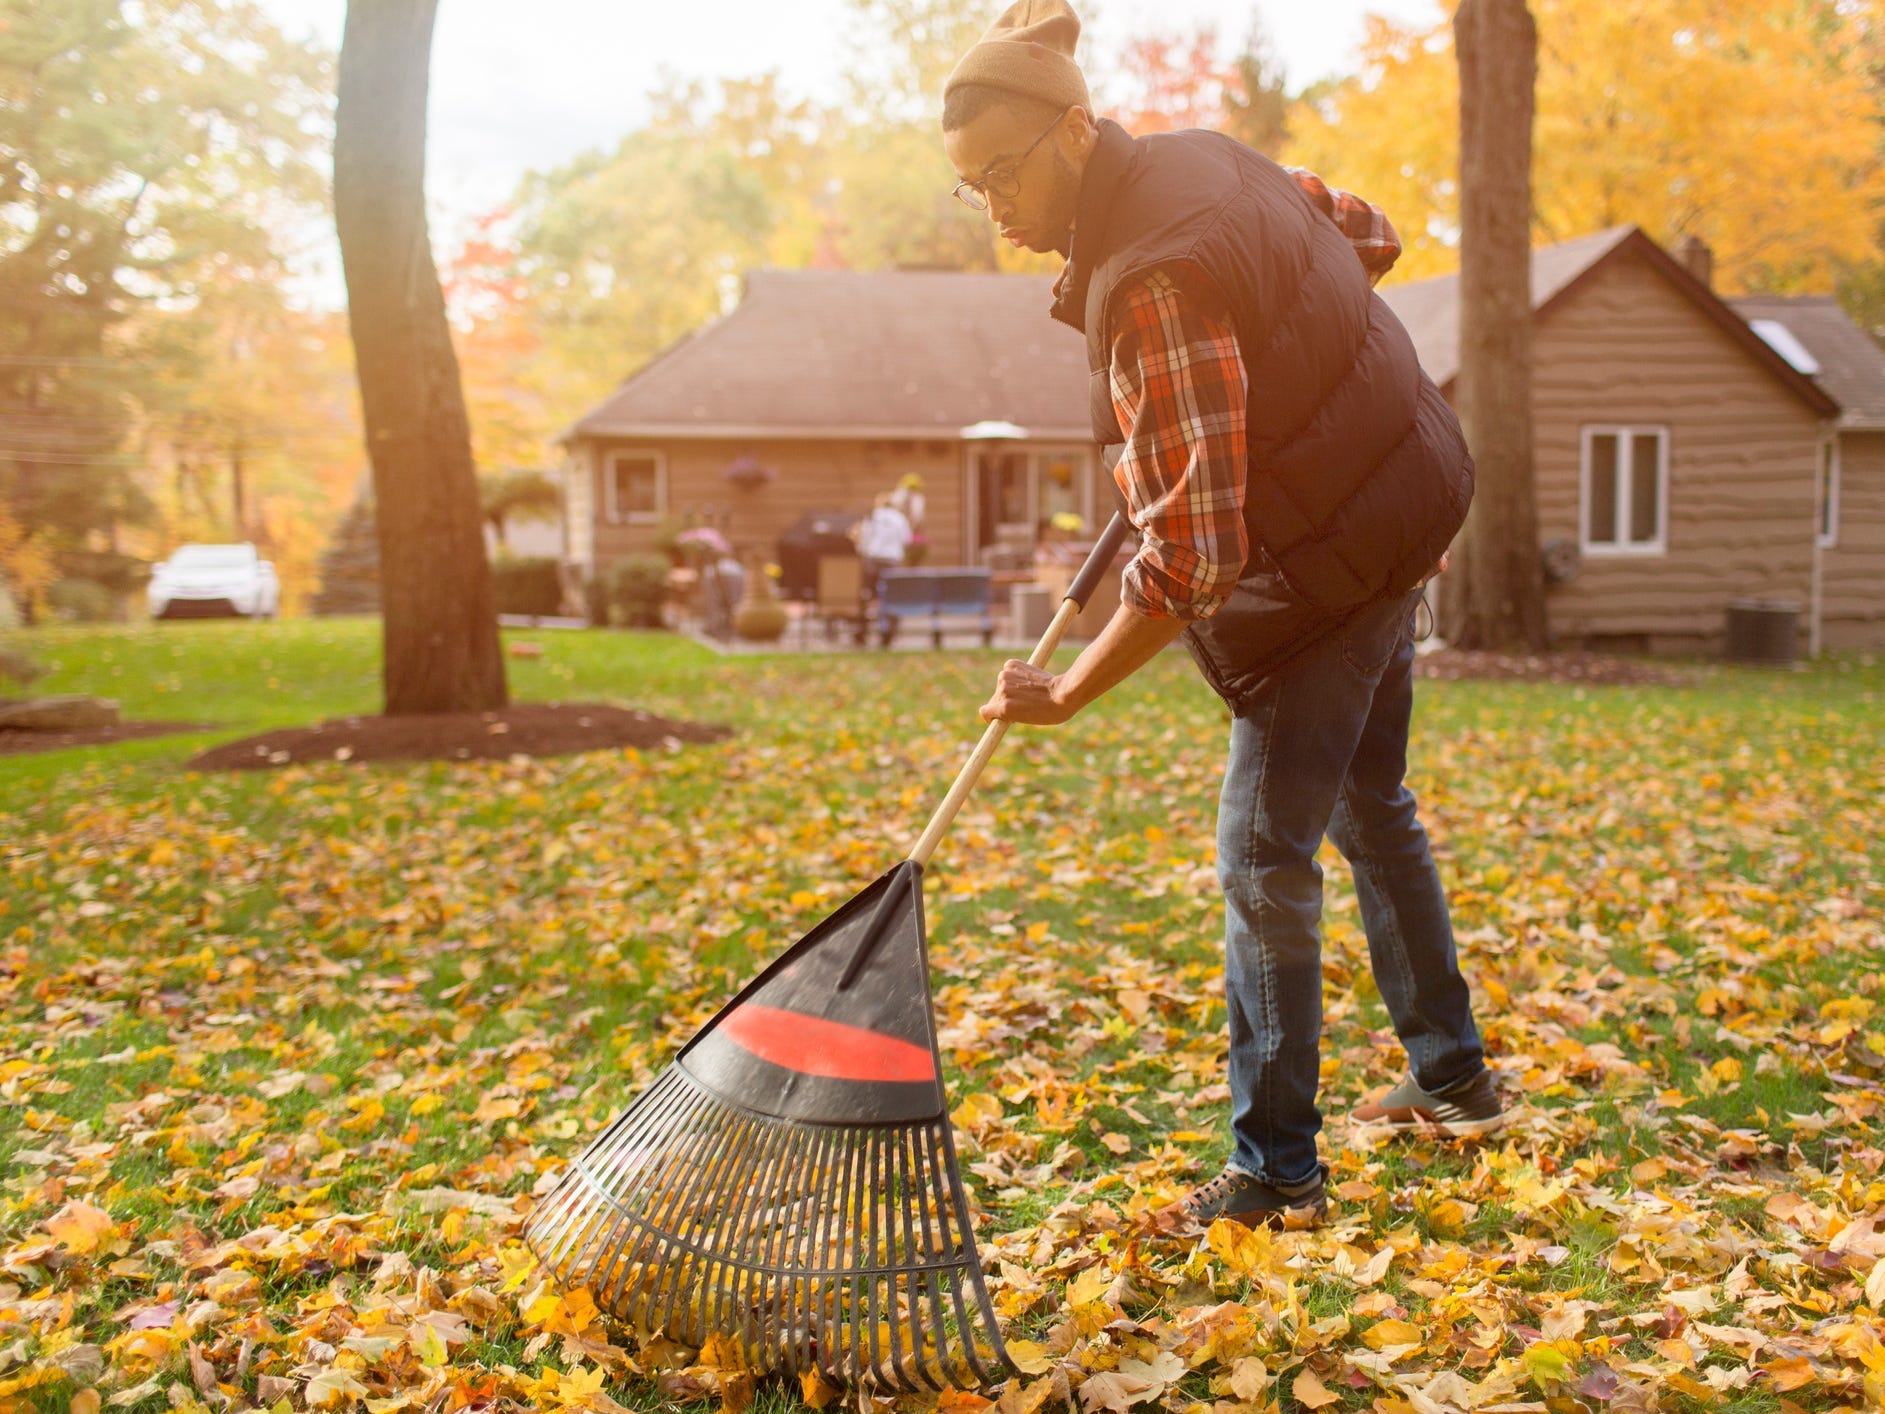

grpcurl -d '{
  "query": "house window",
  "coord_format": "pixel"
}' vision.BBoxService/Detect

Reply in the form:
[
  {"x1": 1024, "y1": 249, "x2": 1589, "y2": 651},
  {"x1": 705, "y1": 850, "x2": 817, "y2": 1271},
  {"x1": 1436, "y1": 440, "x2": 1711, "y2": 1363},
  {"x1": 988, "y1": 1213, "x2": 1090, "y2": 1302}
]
[
  {"x1": 972, "y1": 446, "x2": 1094, "y2": 555},
  {"x1": 1818, "y1": 439, "x2": 1840, "y2": 549},
  {"x1": 605, "y1": 451, "x2": 664, "y2": 525},
  {"x1": 1581, "y1": 426, "x2": 1668, "y2": 555}
]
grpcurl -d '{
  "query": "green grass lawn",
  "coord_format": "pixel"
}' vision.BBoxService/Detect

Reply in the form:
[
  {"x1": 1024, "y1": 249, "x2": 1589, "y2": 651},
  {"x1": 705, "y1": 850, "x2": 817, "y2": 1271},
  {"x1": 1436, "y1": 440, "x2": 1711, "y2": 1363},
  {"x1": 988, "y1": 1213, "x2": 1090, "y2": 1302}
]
[{"x1": 1, "y1": 618, "x2": 1882, "y2": 1413}]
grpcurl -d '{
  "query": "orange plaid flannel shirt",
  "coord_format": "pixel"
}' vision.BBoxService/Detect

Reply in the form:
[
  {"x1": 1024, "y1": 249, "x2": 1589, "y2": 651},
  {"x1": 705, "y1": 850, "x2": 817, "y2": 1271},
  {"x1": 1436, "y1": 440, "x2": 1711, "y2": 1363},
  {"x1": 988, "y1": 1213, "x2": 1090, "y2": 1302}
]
[{"x1": 1110, "y1": 168, "x2": 1402, "y2": 620}]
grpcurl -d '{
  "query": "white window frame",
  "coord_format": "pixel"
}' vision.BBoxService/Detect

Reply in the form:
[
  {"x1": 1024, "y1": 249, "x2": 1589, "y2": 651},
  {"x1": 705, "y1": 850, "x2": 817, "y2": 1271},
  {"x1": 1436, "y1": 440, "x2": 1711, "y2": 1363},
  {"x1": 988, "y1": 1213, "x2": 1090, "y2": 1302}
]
[
  {"x1": 1817, "y1": 436, "x2": 1841, "y2": 549},
  {"x1": 1580, "y1": 425, "x2": 1669, "y2": 557},
  {"x1": 604, "y1": 449, "x2": 666, "y2": 526}
]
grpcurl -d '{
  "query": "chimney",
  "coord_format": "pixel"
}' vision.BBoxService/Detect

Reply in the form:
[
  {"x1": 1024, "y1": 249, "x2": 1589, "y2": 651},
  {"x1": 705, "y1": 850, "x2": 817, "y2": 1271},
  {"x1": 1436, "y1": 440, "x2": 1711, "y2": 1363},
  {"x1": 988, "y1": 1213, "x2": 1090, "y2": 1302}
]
[{"x1": 1675, "y1": 234, "x2": 1713, "y2": 290}]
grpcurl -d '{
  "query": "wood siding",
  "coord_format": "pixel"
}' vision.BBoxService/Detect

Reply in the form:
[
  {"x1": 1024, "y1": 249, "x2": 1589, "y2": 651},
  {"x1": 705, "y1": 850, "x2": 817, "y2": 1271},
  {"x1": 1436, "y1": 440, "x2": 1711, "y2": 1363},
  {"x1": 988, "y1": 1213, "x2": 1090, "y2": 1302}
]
[
  {"x1": 1528, "y1": 249, "x2": 1821, "y2": 650},
  {"x1": 1822, "y1": 430, "x2": 1885, "y2": 651}
]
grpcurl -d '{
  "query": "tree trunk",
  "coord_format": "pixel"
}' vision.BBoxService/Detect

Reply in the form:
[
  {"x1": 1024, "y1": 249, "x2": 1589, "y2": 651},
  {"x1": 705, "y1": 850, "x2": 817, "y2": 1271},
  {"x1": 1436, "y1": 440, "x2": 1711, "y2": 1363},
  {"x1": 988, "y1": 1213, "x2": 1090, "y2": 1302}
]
[
  {"x1": 1439, "y1": 0, "x2": 1548, "y2": 650},
  {"x1": 333, "y1": 0, "x2": 506, "y2": 713}
]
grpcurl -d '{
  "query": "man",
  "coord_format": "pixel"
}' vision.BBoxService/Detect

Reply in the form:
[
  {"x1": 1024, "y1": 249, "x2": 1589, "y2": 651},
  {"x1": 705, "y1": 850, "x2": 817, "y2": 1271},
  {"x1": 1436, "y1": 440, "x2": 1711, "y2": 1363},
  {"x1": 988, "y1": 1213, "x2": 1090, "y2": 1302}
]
[{"x1": 943, "y1": 0, "x2": 1502, "y2": 1233}]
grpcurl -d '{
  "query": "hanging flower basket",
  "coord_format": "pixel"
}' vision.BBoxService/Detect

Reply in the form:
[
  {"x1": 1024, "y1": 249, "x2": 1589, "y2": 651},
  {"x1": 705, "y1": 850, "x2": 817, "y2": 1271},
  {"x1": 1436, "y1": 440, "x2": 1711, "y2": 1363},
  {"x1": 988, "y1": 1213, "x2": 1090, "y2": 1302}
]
[{"x1": 723, "y1": 454, "x2": 776, "y2": 489}]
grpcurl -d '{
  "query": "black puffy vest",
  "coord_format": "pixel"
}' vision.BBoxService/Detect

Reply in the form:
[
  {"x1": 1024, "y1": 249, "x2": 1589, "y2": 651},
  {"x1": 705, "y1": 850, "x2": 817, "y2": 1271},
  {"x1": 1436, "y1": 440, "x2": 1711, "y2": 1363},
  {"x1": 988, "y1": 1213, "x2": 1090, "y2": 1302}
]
[{"x1": 1050, "y1": 121, "x2": 1473, "y2": 711}]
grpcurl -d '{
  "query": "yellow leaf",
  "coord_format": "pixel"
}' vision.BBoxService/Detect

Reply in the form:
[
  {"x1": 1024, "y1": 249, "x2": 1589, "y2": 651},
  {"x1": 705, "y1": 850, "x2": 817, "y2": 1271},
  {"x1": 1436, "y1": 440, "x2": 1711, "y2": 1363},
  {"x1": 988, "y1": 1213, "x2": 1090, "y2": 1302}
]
[
  {"x1": 1005, "y1": 1340, "x2": 1054, "y2": 1376},
  {"x1": 1066, "y1": 1263, "x2": 1113, "y2": 1312},
  {"x1": 473, "y1": 1095, "x2": 522, "y2": 1124},
  {"x1": 1228, "y1": 1357, "x2": 1270, "y2": 1402},
  {"x1": 1867, "y1": 1256, "x2": 1885, "y2": 1309},
  {"x1": 1523, "y1": 1342, "x2": 1573, "y2": 1387},
  {"x1": 799, "y1": 1369, "x2": 843, "y2": 1410},
  {"x1": 1761, "y1": 1355, "x2": 1817, "y2": 1391},
  {"x1": 71, "y1": 1393, "x2": 100, "y2": 1414},
  {"x1": 306, "y1": 1368, "x2": 370, "y2": 1409},
  {"x1": 45, "y1": 1202, "x2": 117, "y2": 1256},
  {"x1": 1292, "y1": 1367, "x2": 1340, "y2": 1409},
  {"x1": 1423, "y1": 1198, "x2": 1472, "y2": 1236},
  {"x1": 1710, "y1": 1056, "x2": 1744, "y2": 1083},
  {"x1": 409, "y1": 1320, "x2": 448, "y2": 1367},
  {"x1": 1362, "y1": 1318, "x2": 1423, "y2": 1351},
  {"x1": 789, "y1": 890, "x2": 819, "y2": 908},
  {"x1": 952, "y1": 1092, "x2": 1003, "y2": 1129},
  {"x1": 1100, "y1": 1132, "x2": 1132, "y2": 1156},
  {"x1": 1208, "y1": 1216, "x2": 1274, "y2": 1277},
  {"x1": 698, "y1": 1332, "x2": 748, "y2": 1371}
]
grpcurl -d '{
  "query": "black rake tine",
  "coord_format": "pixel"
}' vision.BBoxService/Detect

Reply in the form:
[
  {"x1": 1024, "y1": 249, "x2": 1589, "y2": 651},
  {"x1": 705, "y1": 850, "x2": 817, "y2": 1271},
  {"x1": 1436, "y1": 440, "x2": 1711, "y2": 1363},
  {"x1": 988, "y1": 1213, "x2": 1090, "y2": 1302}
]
[
  {"x1": 905, "y1": 1125, "x2": 948, "y2": 1391},
  {"x1": 891, "y1": 1123, "x2": 932, "y2": 1390},
  {"x1": 798, "y1": 1125, "x2": 836, "y2": 1378},
  {"x1": 831, "y1": 1129, "x2": 864, "y2": 1383},
  {"x1": 696, "y1": 1105, "x2": 766, "y2": 1347},
  {"x1": 721, "y1": 1110, "x2": 794, "y2": 1360},
  {"x1": 879, "y1": 1126, "x2": 911, "y2": 1387},
  {"x1": 864, "y1": 1128, "x2": 888, "y2": 1387},
  {"x1": 926, "y1": 1116, "x2": 998, "y2": 1385}
]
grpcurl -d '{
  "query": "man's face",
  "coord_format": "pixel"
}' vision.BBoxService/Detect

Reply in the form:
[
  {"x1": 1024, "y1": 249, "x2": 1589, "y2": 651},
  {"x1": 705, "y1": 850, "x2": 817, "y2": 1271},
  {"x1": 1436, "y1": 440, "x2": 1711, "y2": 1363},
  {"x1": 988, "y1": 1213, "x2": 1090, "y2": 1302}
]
[{"x1": 944, "y1": 105, "x2": 1090, "y2": 255}]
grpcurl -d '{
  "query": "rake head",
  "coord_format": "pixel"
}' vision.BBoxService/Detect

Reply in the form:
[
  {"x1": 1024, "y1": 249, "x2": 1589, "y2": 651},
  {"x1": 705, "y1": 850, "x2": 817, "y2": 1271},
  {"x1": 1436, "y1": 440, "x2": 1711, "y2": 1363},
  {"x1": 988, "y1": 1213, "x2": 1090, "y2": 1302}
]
[{"x1": 524, "y1": 862, "x2": 1012, "y2": 1392}]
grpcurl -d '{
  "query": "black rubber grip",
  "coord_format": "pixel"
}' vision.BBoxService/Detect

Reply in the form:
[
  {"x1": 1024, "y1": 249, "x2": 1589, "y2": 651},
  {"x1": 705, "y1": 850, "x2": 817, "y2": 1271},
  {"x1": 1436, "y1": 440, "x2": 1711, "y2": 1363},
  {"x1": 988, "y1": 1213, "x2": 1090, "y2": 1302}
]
[{"x1": 1064, "y1": 512, "x2": 1134, "y2": 610}]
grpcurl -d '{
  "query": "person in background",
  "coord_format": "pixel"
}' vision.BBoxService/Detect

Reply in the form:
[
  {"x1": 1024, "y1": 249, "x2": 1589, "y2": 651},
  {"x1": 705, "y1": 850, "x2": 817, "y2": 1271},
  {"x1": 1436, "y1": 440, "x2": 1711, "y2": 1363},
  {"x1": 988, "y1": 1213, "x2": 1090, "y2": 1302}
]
[
  {"x1": 852, "y1": 492, "x2": 914, "y2": 597},
  {"x1": 888, "y1": 472, "x2": 927, "y2": 531}
]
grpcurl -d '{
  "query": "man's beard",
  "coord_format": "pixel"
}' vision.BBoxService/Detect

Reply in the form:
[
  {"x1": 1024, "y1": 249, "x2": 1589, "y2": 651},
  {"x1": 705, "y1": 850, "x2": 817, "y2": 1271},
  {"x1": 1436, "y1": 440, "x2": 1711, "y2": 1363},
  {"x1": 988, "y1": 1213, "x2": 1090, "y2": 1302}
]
[{"x1": 1038, "y1": 148, "x2": 1081, "y2": 256}]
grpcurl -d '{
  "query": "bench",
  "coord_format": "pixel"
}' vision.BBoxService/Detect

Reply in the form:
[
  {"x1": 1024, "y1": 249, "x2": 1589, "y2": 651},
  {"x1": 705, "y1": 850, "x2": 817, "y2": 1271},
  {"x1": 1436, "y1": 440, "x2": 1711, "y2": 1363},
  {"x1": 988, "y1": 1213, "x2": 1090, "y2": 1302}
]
[{"x1": 876, "y1": 569, "x2": 995, "y2": 649}]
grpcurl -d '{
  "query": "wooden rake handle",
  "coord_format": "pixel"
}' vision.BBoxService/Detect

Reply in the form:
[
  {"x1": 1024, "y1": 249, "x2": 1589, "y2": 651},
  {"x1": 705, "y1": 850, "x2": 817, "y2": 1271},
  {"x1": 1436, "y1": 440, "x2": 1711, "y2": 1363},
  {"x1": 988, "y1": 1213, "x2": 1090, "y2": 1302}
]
[{"x1": 906, "y1": 512, "x2": 1134, "y2": 868}]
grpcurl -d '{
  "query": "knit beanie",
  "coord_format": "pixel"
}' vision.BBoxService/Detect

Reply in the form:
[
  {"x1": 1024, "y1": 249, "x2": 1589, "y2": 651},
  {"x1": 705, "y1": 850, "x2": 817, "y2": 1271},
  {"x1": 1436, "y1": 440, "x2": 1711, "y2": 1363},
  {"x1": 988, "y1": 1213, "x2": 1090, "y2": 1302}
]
[{"x1": 943, "y1": 0, "x2": 1091, "y2": 115}]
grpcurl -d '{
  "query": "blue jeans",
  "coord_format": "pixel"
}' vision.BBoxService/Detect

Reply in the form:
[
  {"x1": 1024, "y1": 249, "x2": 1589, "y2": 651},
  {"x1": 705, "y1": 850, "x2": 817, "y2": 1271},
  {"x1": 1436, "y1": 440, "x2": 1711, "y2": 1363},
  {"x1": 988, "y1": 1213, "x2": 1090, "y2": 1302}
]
[{"x1": 1214, "y1": 589, "x2": 1484, "y2": 1187}]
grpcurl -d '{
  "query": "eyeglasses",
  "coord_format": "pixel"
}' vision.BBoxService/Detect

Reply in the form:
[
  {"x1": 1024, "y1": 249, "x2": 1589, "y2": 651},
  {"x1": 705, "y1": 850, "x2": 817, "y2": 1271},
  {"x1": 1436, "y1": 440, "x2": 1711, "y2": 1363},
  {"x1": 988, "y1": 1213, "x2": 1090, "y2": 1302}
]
[{"x1": 951, "y1": 107, "x2": 1070, "y2": 211}]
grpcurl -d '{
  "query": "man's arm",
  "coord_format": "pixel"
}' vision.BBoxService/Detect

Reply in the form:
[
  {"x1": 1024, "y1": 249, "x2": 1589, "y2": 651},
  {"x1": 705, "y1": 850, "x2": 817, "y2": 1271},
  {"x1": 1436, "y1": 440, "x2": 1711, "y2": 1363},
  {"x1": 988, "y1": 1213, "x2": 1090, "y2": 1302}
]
[
  {"x1": 981, "y1": 268, "x2": 1247, "y2": 726},
  {"x1": 1285, "y1": 166, "x2": 1402, "y2": 286}
]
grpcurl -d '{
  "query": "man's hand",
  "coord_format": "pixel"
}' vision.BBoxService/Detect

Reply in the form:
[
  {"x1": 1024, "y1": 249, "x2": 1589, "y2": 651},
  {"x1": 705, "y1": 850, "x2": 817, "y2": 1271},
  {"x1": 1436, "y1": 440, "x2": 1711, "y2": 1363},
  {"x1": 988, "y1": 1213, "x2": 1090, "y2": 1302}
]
[{"x1": 979, "y1": 660, "x2": 1076, "y2": 725}]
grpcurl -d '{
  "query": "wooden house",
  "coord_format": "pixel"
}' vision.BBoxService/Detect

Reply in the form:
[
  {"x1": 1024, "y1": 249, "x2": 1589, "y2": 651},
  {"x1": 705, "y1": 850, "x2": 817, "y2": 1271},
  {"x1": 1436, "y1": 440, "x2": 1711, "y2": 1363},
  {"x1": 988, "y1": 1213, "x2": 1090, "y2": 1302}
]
[
  {"x1": 562, "y1": 227, "x2": 1882, "y2": 654},
  {"x1": 559, "y1": 270, "x2": 1100, "y2": 584}
]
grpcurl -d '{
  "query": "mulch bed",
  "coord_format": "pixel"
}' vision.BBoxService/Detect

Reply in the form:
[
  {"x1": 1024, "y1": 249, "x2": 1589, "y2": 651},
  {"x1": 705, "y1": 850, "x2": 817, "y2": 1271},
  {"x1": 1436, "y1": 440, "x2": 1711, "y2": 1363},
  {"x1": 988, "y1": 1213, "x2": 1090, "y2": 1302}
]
[
  {"x1": 1413, "y1": 647, "x2": 1697, "y2": 687},
  {"x1": 186, "y1": 703, "x2": 732, "y2": 771},
  {"x1": 0, "y1": 721, "x2": 211, "y2": 757}
]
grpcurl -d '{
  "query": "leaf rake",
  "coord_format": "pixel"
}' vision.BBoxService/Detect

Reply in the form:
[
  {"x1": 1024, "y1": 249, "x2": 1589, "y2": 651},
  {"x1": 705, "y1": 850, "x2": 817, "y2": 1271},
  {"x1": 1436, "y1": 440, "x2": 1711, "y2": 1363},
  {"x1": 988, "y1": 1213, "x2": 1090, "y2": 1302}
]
[{"x1": 525, "y1": 515, "x2": 1132, "y2": 1392}]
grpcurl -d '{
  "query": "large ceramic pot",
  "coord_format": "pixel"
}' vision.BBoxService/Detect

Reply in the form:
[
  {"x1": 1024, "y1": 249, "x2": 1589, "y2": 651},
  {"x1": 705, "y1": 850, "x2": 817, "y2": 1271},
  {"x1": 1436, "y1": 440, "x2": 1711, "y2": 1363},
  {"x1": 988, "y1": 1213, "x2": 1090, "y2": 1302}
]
[{"x1": 734, "y1": 555, "x2": 789, "y2": 642}]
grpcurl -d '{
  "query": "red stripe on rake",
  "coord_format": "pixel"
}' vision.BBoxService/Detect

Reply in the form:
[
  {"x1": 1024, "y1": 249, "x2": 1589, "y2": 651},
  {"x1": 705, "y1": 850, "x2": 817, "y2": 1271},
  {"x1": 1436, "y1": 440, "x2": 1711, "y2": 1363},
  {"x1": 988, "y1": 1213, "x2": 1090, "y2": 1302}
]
[{"x1": 719, "y1": 1004, "x2": 938, "y2": 1084}]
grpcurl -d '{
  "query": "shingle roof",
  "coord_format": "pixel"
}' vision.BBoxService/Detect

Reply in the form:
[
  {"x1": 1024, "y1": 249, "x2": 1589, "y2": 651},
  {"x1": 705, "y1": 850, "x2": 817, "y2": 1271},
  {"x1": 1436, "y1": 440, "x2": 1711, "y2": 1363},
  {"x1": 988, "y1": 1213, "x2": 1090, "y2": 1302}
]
[
  {"x1": 566, "y1": 269, "x2": 1092, "y2": 442},
  {"x1": 1729, "y1": 295, "x2": 1885, "y2": 431},
  {"x1": 1378, "y1": 226, "x2": 1838, "y2": 419},
  {"x1": 1378, "y1": 227, "x2": 1636, "y2": 386}
]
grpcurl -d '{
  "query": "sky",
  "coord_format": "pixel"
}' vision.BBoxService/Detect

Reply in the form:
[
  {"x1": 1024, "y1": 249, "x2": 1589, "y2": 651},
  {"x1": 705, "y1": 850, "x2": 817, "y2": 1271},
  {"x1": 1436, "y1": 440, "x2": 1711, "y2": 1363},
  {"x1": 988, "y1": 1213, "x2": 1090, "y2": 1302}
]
[{"x1": 259, "y1": 0, "x2": 1442, "y2": 298}]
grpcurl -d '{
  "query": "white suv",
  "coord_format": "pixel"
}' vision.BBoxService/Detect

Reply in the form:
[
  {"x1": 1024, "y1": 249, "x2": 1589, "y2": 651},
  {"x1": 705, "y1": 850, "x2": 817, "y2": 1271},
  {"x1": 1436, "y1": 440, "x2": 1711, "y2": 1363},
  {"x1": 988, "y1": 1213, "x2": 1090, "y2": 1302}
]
[{"x1": 148, "y1": 543, "x2": 280, "y2": 620}]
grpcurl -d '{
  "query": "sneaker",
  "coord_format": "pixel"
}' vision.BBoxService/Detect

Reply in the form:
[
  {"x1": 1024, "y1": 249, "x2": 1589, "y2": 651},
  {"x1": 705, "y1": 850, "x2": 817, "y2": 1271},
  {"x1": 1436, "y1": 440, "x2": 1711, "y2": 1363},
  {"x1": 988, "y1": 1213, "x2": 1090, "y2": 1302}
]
[
  {"x1": 1150, "y1": 1163, "x2": 1328, "y2": 1234},
  {"x1": 1350, "y1": 1068, "x2": 1504, "y2": 1139}
]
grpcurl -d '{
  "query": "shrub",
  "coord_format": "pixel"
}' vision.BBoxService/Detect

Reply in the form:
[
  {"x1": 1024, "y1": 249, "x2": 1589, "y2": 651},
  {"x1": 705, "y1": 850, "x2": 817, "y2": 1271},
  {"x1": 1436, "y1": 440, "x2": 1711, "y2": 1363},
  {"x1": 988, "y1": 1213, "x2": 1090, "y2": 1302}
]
[
  {"x1": 490, "y1": 556, "x2": 564, "y2": 617},
  {"x1": 609, "y1": 555, "x2": 672, "y2": 629},
  {"x1": 46, "y1": 578, "x2": 114, "y2": 623}
]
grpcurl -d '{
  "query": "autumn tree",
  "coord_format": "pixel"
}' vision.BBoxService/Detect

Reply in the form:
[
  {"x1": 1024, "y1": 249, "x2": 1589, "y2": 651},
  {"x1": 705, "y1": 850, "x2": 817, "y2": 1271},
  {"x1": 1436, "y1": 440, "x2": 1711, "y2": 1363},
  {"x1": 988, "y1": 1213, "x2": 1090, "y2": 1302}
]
[
  {"x1": 1441, "y1": 0, "x2": 1546, "y2": 650},
  {"x1": 334, "y1": 0, "x2": 505, "y2": 714},
  {"x1": 1222, "y1": 29, "x2": 1292, "y2": 159},
  {"x1": 0, "y1": 0, "x2": 330, "y2": 597},
  {"x1": 1109, "y1": 29, "x2": 1237, "y2": 136},
  {"x1": 1286, "y1": 0, "x2": 1885, "y2": 290}
]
